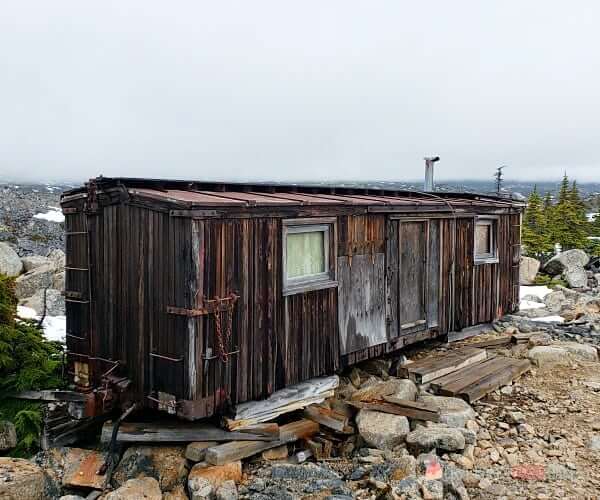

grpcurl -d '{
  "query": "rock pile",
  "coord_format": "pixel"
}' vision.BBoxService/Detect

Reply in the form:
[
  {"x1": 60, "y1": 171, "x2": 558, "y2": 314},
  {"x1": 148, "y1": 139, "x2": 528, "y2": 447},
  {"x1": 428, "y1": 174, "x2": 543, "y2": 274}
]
[{"x1": 0, "y1": 242, "x2": 66, "y2": 316}]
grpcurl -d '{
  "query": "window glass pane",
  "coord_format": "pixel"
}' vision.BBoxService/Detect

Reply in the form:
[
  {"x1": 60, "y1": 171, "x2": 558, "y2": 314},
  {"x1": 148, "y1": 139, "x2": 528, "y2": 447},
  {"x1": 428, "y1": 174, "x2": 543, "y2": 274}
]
[
  {"x1": 286, "y1": 231, "x2": 325, "y2": 279},
  {"x1": 475, "y1": 223, "x2": 491, "y2": 256}
]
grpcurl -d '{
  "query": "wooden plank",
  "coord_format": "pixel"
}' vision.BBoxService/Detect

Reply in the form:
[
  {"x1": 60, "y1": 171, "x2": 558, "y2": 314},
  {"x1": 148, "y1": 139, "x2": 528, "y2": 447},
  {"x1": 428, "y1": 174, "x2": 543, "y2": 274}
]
[
  {"x1": 382, "y1": 396, "x2": 442, "y2": 413},
  {"x1": 399, "y1": 347, "x2": 487, "y2": 384},
  {"x1": 236, "y1": 423, "x2": 280, "y2": 438},
  {"x1": 303, "y1": 404, "x2": 348, "y2": 432},
  {"x1": 466, "y1": 337, "x2": 512, "y2": 349},
  {"x1": 205, "y1": 419, "x2": 319, "y2": 465},
  {"x1": 511, "y1": 332, "x2": 539, "y2": 344},
  {"x1": 226, "y1": 375, "x2": 338, "y2": 430},
  {"x1": 346, "y1": 400, "x2": 440, "y2": 422},
  {"x1": 100, "y1": 422, "x2": 276, "y2": 443},
  {"x1": 432, "y1": 357, "x2": 507, "y2": 395},
  {"x1": 458, "y1": 359, "x2": 531, "y2": 403},
  {"x1": 337, "y1": 253, "x2": 387, "y2": 355}
]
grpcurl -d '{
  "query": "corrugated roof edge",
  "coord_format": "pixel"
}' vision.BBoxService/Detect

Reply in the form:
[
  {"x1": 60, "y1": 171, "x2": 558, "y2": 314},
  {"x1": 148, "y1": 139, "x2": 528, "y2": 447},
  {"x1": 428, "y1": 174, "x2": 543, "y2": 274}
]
[{"x1": 60, "y1": 176, "x2": 525, "y2": 207}]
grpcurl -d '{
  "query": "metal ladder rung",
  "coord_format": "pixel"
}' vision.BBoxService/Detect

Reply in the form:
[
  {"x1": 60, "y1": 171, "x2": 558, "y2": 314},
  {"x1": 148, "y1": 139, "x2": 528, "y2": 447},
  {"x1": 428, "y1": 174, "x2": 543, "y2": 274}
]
[
  {"x1": 66, "y1": 333, "x2": 87, "y2": 340},
  {"x1": 65, "y1": 266, "x2": 89, "y2": 271},
  {"x1": 149, "y1": 353, "x2": 183, "y2": 363}
]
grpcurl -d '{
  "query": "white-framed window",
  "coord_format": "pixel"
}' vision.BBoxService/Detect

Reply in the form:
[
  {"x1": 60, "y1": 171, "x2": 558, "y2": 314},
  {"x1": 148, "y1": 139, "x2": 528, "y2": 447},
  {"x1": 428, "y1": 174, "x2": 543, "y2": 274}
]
[
  {"x1": 282, "y1": 218, "x2": 337, "y2": 295},
  {"x1": 474, "y1": 217, "x2": 498, "y2": 263}
]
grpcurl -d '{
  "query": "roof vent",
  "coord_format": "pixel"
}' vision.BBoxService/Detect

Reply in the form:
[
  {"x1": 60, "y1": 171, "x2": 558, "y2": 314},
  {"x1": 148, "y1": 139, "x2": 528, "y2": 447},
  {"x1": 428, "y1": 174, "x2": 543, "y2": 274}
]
[{"x1": 424, "y1": 156, "x2": 440, "y2": 192}]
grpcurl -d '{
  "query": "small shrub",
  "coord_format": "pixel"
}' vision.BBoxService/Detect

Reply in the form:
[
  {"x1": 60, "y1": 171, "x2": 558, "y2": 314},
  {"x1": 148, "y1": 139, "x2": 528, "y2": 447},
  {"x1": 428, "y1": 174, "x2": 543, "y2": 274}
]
[
  {"x1": 533, "y1": 274, "x2": 567, "y2": 288},
  {"x1": 0, "y1": 274, "x2": 64, "y2": 456}
]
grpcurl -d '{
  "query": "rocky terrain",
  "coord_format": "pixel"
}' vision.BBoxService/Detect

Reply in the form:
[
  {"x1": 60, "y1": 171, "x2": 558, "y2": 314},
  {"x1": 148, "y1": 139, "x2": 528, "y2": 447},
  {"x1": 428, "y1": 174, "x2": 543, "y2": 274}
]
[
  {"x1": 0, "y1": 183, "x2": 70, "y2": 257},
  {"x1": 2, "y1": 325, "x2": 600, "y2": 500},
  {"x1": 0, "y1": 183, "x2": 69, "y2": 340}
]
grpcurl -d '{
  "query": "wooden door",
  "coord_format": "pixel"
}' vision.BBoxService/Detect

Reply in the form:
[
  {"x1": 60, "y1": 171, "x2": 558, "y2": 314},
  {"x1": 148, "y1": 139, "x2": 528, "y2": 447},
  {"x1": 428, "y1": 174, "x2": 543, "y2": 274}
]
[{"x1": 399, "y1": 220, "x2": 428, "y2": 334}]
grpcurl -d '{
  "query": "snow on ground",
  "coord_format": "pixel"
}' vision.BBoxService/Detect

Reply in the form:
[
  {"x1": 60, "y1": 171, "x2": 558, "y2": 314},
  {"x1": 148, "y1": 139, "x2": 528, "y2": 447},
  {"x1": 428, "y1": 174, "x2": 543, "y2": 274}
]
[
  {"x1": 532, "y1": 315, "x2": 565, "y2": 323},
  {"x1": 520, "y1": 300, "x2": 547, "y2": 310},
  {"x1": 520, "y1": 285, "x2": 552, "y2": 301},
  {"x1": 33, "y1": 208, "x2": 65, "y2": 223},
  {"x1": 17, "y1": 305, "x2": 66, "y2": 343},
  {"x1": 519, "y1": 285, "x2": 564, "y2": 320}
]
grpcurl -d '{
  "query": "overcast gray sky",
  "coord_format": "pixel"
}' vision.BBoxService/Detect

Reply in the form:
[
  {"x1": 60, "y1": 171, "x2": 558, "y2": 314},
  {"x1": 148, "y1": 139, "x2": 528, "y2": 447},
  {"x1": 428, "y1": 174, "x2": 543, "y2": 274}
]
[{"x1": 1, "y1": 1, "x2": 599, "y2": 183}]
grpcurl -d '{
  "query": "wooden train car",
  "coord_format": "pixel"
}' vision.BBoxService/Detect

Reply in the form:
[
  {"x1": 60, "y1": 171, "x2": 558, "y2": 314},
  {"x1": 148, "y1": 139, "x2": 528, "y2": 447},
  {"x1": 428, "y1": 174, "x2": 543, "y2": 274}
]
[{"x1": 60, "y1": 177, "x2": 523, "y2": 419}]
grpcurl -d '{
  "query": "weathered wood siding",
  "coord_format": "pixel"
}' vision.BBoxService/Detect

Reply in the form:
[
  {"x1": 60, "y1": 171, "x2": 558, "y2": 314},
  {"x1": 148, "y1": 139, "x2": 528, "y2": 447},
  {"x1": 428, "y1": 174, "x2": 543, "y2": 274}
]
[
  {"x1": 186, "y1": 218, "x2": 339, "y2": 417},
  {"x1": 66, "y1": 204, "x2": 192, "y2": 408},
  {"x1": 63, "y1": 188, "x2": 521, "y2": 419}
]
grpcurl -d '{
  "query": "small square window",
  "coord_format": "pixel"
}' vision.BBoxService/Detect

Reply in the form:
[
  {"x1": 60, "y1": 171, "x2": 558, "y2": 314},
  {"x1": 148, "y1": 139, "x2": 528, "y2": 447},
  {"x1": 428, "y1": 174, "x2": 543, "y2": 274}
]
[
  {"x1": 475, "y1": 218, "x2": 498, "y2": 263},
  {"x1": 283, "y1": 219, "x2": 337, "y2": 295}
]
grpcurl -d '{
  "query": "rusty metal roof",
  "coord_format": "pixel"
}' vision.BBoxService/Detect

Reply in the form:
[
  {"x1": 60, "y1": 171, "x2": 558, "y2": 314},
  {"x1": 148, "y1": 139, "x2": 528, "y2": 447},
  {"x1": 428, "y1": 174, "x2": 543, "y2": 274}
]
[{"x1": 62, "y1": 177, "x2": 524, "y2": 210}]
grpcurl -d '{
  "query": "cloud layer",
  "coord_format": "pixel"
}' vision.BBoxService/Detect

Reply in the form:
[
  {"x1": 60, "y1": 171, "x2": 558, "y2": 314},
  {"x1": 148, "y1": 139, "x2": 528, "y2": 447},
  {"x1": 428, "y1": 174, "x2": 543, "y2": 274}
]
[{"x1": 1, "y1": 1, "x2": 599, "y2": 182}]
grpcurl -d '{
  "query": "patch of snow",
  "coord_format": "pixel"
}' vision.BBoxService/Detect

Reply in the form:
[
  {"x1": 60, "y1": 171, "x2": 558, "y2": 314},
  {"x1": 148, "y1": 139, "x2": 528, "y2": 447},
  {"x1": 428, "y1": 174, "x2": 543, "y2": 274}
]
[
  {"x1": 17, "y1": 305, "x2": 37, "y2": 319},
  {"x1": 587, "y1": 212, "x2": 599, "y2": 222},
  {"x1": 17, "y1": 305, "x2": 66, "y2": 342},
  {"x1": 532, "y1": 315, "x2": 565, "y2": 323},
  {"x1": 520, "y1": 286, "x2": 552, "y2": 301},
  {"x1": 520, "y1": 300, "x2": 547, "y2": 311},
  {"x1": 42, "y1": 316, "x2": 66, "y2": 342},
  {"x1": 33, "y1": 208, "x2": 65, "y2": 223}
]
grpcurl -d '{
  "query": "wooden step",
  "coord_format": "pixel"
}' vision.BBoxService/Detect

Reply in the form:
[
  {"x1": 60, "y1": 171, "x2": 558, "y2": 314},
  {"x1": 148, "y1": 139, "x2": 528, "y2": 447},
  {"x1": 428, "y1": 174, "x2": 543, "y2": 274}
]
[
  {"x1": 398, "y1": 347, "x2": 487, "y2": 384},
  {"x1": 430, "y1": 356, "x2": 505, "y2": 395},
  {"x1": 457, "y1": 359, "x2": 531, "y2": 403}
]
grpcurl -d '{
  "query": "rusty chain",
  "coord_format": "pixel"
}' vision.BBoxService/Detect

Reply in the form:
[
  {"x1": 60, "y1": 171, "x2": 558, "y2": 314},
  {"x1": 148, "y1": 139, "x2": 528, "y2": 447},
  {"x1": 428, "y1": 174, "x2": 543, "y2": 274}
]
[{"x1": 213, "y1": 297, "x2": 235, "y2": 362}]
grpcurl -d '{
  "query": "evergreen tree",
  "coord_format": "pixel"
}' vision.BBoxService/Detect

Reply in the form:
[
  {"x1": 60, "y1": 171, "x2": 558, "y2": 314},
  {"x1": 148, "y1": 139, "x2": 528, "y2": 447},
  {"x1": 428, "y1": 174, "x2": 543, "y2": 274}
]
[
  {"x1": 0, "y1": 274, "x2": 64, "y2": 456},
  {"x1": 522, "y1": 186, "x2": 552, "y2": 259},
  {"x1": 552, "y1": 174, "x2": 589, "y2": 250},
  {"x1": 543, "y1": 192, "x2": 553, "y2": 210}
]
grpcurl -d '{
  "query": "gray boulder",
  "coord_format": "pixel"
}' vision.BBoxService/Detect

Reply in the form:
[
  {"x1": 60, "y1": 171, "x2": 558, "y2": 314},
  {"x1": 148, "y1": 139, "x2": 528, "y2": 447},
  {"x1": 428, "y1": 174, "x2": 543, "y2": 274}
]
[
  {"x1": 216, "y1": 480, "x2": 238, "y2": 500},
  {"x1": 0, "y1": 242, "x2": 23, "y2": 277},
  {"x1": 417, "y1": 395, "x2": 476, "y2": 428},
  {"x1": 104, "y1": 477, "x2": 162, "y2": 500},
  {"x1": 528, "y1": 346, "x2": 571, "y2": 368},
  {"x1": 0, "y1": 421, "x2": 17, "y2": 451},
  {"x1": 0, "y1": 458, "x2": 47, "y2": 499},
  {"x1": 112, "y1": 446, "x2": 187, "y2": 492},
  {"x1": 20, "y1": 289, "x2": 65, "y2": 316},
  {"x1": 21, "y1": 255, "x2": 51, "y2": 272},
  {"x1": 565, "y1": 267, "x2": 588, "y2": 288},
  {"x1": 52, "y1": 271, "x2": 65, "y2": 291},
  {"x1": 14, "y1": 264, "x2": 55, "y2": 299},
  {"x1": 351, "y1": 378, "x2": 417, "y2": 402},
  {"x1": 543, "y1": 291, "x2": 567, "y2": 313},
  {"x1": 555, "y1": 341, "x2": 599, "y2": 362},
  {"x1": 544, "y1": 249, "x2": 590, "y2": 275},
  {"x1": 356, "y1": 410, "x2": 410, "y2": 450},
  {"x1": 405, "y1": 427, "x2": 466, "y2": 454},
  {"x1": 520, "y1": 257, "x2": 541, "y2": 285},
  {"x1": 47, "y1": 249, "x2": 66, "y2": 270}
]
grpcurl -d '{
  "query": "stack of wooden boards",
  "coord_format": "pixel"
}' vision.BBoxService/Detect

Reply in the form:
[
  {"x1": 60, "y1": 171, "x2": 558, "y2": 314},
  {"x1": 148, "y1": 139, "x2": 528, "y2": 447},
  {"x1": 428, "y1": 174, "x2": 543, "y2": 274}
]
[{"x1": 399, "y1": 344, "x2": 531, "y2": 403}]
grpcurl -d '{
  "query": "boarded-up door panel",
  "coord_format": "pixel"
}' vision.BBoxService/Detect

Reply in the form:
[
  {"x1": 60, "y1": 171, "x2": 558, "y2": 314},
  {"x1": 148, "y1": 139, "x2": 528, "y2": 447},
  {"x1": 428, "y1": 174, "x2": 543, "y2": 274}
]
[
  {"x1": 338, "y1": 253, "x2": 386, "y2": 355},
  {"x1": 399, "y1": 221, "x2": 427, "y2": 333}
]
